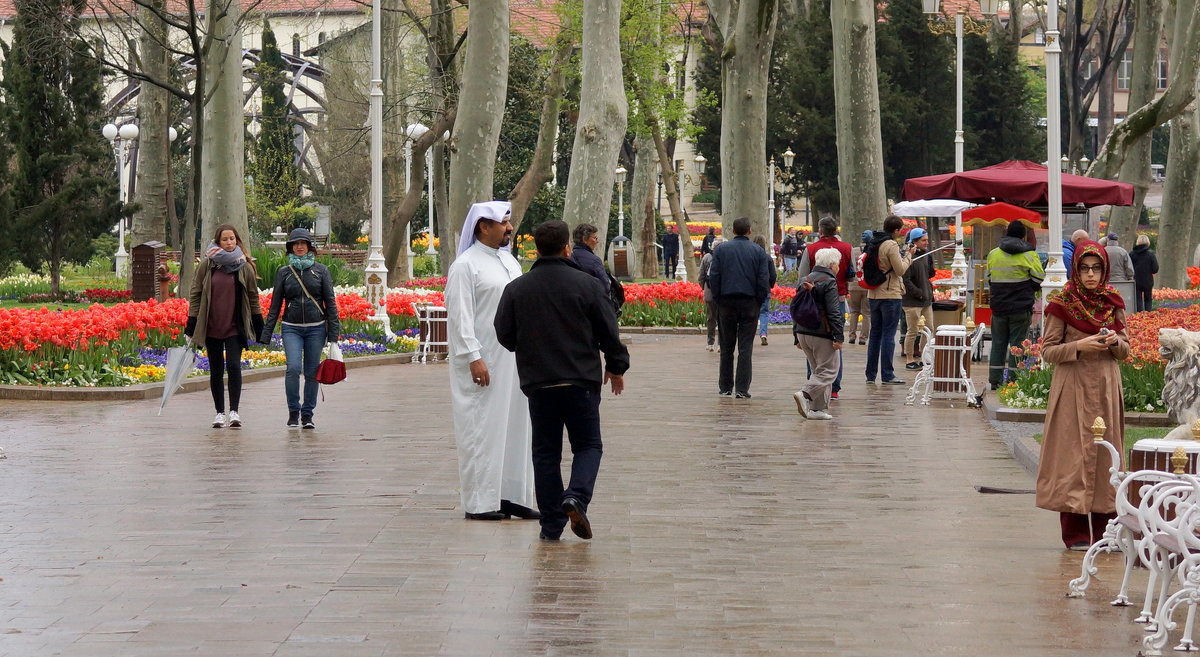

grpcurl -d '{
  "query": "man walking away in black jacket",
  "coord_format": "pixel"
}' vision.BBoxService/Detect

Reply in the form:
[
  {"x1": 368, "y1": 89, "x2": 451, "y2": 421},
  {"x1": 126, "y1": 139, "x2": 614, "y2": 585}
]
[
  {"x1": 494, "y1": 220, "x2": 630, "y2": 542},
  {"x1": 706, "y1": 216, "x2": 773, "y2": 398}
]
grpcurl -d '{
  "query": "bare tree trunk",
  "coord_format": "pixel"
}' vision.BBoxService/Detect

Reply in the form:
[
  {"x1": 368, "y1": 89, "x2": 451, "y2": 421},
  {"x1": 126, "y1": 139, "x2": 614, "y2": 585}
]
[
  {"x1": 382, "y1": 0, "x2": 410, "y2": 284},
  {"x1": 646, "y1": 115, "x2": 697, "y2": 281},
  {"x1": 1098, "y1": 71, "x2": 1114, "y2": 149},
  {"x1": 447, "y1": 0, "x2": 509, "y2": 259},
  {"x1": 630, "y1": 136, "x2": 656, "y2": 277},
  {"x1": 433, "y1": 142, "x2": 450, "y2": 276},
  {"x1": 130, "y1": 0, "x2": 170, "y2": 249},
  {"x1": 1090, "y1": 0, "x2": 1199, "y2": 179},
  {"x1": 830, "y1": 0, "x2": 886, "y2": 240},
  {"x1": 709, "y1": 0, "x2": 779, "y2": 239},
  {"x1": 200, "y1": 0, "x2": 248, "y2": 245},
  {"x1": 509, "y1": 16, "x2": 573, "y2": 228},
  {"x1": 562, "y1": 0, "x2": 627, "y2": 237},
  {"x1": 1157, "y1": 100, "x2": 1200, "y2": 289},
  {"x1": 1105, "y1": 0, "x2": 1165, "y2": 245}
]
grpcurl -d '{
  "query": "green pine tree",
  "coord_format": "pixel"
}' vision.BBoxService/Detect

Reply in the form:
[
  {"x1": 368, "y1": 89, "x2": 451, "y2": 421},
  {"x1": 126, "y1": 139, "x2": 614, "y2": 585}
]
[
  {"x1": 962, "y1": 33, "x2": 1042, "y2": 169},
  {"x1": 0, "y1": 0, "x2": 123, "y2": 295},
  {"x1": 248, "y1": 19, "x2": 301, "y2": 238}
]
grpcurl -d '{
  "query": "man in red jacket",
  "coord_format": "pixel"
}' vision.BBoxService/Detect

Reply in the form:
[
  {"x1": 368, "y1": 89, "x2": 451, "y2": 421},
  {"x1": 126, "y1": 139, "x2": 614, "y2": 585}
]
[{"x1": 803, "y1": 217, "x2": 852, "y2": 397}]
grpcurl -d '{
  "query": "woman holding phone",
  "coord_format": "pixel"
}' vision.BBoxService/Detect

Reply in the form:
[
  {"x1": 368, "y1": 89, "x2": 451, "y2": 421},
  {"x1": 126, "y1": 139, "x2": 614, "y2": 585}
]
[{"x1": 1035, "y1": 241, "x2": 1129, "y2": 550}]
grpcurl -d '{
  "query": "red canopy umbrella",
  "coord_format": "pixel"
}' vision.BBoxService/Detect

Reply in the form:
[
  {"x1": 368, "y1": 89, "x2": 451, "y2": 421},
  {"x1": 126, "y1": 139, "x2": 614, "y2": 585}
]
[
  {"x1": 901, "y1": 160, "x2": 1134, "y2": 207},
  {"x1": 961, "y1": 201, "x2": 1044, "y2": 228}
]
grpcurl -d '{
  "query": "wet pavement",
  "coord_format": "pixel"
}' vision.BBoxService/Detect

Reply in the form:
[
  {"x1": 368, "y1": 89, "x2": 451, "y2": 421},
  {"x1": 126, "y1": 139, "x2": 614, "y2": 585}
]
[{"x1": 0, "y1": 335, "x2": 1146, "y2": 656}]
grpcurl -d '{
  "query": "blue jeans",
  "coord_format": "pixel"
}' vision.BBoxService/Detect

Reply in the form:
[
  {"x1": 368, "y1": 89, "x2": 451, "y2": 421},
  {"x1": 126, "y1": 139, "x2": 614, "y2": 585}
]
[
  {"x1": 783, "y1": 255, "x2": 797, "y2": 272},
  {"x1": 758, "y1": 297, "x2": 771, "y2": 336},
  {"x1": 865, "y1": 299, "x2": 902, "y2": 382},
  {"x1": 529, "y1": 385, "x2": 603, "y2": 539},
  {"x1": 282, "y1": 323, "x2": 326, "y2": 414}
]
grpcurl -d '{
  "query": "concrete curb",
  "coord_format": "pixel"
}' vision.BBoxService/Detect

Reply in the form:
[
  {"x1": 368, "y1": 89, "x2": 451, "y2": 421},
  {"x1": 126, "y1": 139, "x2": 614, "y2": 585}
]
[
  {"x1": 621, "y1": 325, "x2": 795, "y2": 335},
  {"x1": 0, "y1": 352, "x2": 414, "y2": 401},
  {"x1": 981, "y1": 390, "x2": 1175, "y2": 427}
]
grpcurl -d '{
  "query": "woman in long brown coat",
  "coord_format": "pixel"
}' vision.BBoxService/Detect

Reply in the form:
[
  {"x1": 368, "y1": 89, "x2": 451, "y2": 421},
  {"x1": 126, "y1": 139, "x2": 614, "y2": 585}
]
[{"x1": 1035, "y1": 240, "x2": 1129, "y2": 550}]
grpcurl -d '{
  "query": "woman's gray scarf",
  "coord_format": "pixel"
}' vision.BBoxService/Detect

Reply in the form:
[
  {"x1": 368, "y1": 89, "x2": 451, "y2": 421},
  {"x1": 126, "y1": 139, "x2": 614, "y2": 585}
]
[{"x1": 208, "y1": 242, "x2": 246, "y2": 273}]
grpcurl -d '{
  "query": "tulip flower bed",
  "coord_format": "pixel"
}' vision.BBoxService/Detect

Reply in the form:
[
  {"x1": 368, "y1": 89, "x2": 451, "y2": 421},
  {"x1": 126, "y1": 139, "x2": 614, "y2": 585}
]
[
  {"x1": 997, "y1": 303, "x2": 1200, "y2": 413},
  {"x1": 618, "y1": 281, "x2": 797, "y2": 327}
]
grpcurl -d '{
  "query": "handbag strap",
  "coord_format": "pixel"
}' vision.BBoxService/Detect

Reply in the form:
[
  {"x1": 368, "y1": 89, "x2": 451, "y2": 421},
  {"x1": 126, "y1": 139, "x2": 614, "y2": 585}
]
[{"x1": 289, "y1": 265, "x2": 325, "y2": 318}]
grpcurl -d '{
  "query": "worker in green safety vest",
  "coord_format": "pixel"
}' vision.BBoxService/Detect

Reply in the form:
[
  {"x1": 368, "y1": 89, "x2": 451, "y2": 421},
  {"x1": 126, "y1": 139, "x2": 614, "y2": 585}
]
[{"x1": 986, "y1": 221, "x2": 1045, "y2": 390}]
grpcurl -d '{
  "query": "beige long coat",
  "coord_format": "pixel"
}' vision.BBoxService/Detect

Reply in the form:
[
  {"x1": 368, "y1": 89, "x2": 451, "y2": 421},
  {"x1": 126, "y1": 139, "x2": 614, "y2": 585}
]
[{"x1": 1035, "y1": 310, "x2": 1129, "y2": 515}]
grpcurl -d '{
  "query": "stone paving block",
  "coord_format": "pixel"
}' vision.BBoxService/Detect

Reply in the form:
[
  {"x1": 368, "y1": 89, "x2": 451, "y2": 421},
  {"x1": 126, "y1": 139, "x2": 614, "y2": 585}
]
[{"x1": 0, "y1": 335, "x2": 1158, "y2": 655}]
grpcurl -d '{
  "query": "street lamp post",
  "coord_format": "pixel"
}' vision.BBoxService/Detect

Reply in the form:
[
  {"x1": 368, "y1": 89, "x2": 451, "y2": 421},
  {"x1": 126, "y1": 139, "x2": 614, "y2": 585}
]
[
  {"x1": 923, "y1": 0, "x2": 997, "y2": 295},
  {"x1": 102, "y1": 122, "x2": 139, "y2": 278},
  {"x1": 1044, "y1": 0, "x2": 1067, "y2": 300},
  {"x1": 425, "y1": 147, "x2": 437, "y2": 257},
  {"x1": 767, "y1": 148, "x2": 795, "y2": 261},
  {"x1": 404, "y1": 123, "x2": 431, "y2": 281},
  {"x1": 364, "y1": 0, "x2": 390, "y2": 333},
  {"x1": 615, "y1": 166, "x2": 627, "y2": 237}
]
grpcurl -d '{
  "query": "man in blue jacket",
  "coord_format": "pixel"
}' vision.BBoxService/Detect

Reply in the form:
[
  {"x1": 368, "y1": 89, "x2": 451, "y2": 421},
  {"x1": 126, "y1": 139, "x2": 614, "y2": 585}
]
[
  {"x1": 706, "y1": 216, "x2": 774, "y2": 398},
  {"x1": 494, "y1": 220, "x2": 630, "y2": 542}
]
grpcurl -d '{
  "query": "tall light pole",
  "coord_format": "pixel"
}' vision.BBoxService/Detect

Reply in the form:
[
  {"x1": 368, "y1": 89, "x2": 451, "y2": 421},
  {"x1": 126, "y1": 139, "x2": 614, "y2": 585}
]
[
  {"x1": 102, "y1": 122, "x2": 139, "y2": 278},
  {"x1": 364, "y1": 0, "x2": 390, "y2": 333},
  {"x1": 404, "y1": 123, "x2": 430, "y2": 280},
  {"x1": 1043, "y1": 0, "x2": 1067, "y2": 299},
  {"x1": 615, "y1": 166, "x2": 627, "y2": 237},
  {"x1": 767, "y1": 148, "x2": 795, "y2": 260},
  {"x1": 425, "y1": 146, "x2": 437, "y2": 257},
  {"x1": 923, "y1": 0, "x2": 997, "y2": 294}
]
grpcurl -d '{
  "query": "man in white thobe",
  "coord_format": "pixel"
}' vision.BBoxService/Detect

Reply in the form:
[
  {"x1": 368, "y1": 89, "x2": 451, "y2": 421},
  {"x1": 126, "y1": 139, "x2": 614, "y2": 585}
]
[{"x1": 446, "y1": 201, "x2": 537, "y2": 521}]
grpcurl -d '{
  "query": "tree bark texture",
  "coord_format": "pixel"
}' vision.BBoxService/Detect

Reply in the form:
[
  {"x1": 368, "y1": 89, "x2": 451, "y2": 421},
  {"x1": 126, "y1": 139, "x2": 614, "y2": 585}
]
[
  {"x1": 650, "y1": 120, "x2": 698, "y2": 281},
  {"x1": 562, "y1": 0, "x2": 628, "y2": 238},
  {"x1": 1090, "y1": 0, "x2": 1198, "y2": 180},
  {"x1": 509, "y1": 15, "x2": 573, "y2": 229},
  {"x1": 830, "y1": 0, "x2": 886, "y2": 241},
  {"x1": 199, "y1": 0, "x2": 248, "y2": 245},
  {"x1": 381, "y1": 0, "x2": 410, "y2": 283},
  {"x1": 1157, "y1": 100, "x2": 1199, "y2": 289},
  {"x1": 130, "y1": 0, "x2": 171, "y2": 249},
  {"x1": 446, "y1": 0, "x2": 509, "y2": 262},
  {"x1": 710, "y1": 0, "x2": 779, "y2": 240},
  {"x1": 1104, "y1": 0, "x2": 1165, "y2": 246},
  {"x1": 630, "y1": 136, "x2": 658, "y2": 278}
]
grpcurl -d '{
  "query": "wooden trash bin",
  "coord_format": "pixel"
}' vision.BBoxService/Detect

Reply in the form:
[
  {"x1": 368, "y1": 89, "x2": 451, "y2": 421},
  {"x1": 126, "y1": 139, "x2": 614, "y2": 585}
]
[
  {"x1": 933, "y1": 325, "x2": 971, "y2": 394},
  {"x1": 131, "y1": 241, "x2": 166, "y2": 302}
]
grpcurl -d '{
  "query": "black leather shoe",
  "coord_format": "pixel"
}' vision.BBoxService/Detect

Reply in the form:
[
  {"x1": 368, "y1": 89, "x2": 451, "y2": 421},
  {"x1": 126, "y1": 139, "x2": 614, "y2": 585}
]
[
  {"x1": 500, "y1": 500, "x2": 542, "y2": 520},
  {"x1": 735, "y1": 392, "x2": 752, "y2": 399},
  {"x1": 464, "y1": 511, "x2": 506, "y2": 521},
  {"x1": 538, "y1": 531, "x2": 560, "y2": 541},
  {"x1": 561, "y1": 497, "x2": 592, "y2": 540}
]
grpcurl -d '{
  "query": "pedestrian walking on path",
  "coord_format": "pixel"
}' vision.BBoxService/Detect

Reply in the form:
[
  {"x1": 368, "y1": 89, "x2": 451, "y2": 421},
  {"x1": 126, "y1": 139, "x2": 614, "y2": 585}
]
[
  {"x1": 847, "y1": 230, "x2": 871, "y2": 345},
  {"x1": 792, "y1": 248, "x2": 844, "y2": 421},
  {"x1": 698, "y1": 237, "x2": 725, "y2": 351},
  {"x1": 1035, "y1": 241, "x2": 1129, "y2": 550},
  {"x1": 1130, "y1": 234, "x2": 1158, "y2": 312},
  {"x1": 985, "y1": 221, "x2": 1044, "y2": 388},
  {"x1": 707, "y1": 217, "x2": 774, "y2": 398},
  {"x1": 753, "y1": 235, "x2": 776, "y2": 346},
  {"x1": 662, "y1": 225, "x2": 680, "y2": 279},
  {"x1": 259, "y1": 228, "x2": 340, "y2": 429},
  {"x1": 902, "y1": 228, "x2": 935, "y2": 372},
  {"x1": 864, "y1": 215, "x2": 911, "y2": 385},
  {"x1": 494, "y1": 220, "x2": 630, "y2": 541},
  {"x1": 185, "y1": 224, "x2": 263, "y2": 429},
  {"x1": 445, "y1": 201, "x2": 537, "y2": 522}
]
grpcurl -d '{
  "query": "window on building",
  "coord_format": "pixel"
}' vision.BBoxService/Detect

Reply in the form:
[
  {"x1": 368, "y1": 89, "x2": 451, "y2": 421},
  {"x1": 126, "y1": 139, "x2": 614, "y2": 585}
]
[
  {"x1": 1158, "y1": 50, "x2": 1168, "y2": 90},
  {"x1": 1117, "y1": 50, "x2": 1132, "y2": 91}
]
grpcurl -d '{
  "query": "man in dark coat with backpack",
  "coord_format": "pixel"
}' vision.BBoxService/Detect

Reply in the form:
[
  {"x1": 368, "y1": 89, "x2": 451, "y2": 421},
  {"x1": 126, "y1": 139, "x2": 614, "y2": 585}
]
[{"x1": 791, "y1": 247, "x2": 845, "y2": 421}]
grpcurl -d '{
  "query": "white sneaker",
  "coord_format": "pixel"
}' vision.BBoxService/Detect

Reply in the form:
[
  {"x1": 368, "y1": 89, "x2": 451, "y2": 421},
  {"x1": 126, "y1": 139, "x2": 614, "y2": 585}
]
[
  {"x1": 793, "y1": 391, "x2": 809, "y2": 418},
  {"x1": 227, "y1": 411, "x2": 241, "y2": 428},
  {"x1": 809, "y1": 410, "x2": 834, "y2": 420},
  {"x1": 212, "y1": 413, "x2": 225, "y2": 428},
  {"x1": 706, "y1": 344, "x2": 715, "y2": 352}
]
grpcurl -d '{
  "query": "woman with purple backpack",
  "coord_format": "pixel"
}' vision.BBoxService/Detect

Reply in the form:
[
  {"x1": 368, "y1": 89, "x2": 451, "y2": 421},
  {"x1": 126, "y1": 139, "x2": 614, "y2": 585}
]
[{"x1": 790, "y1": 248, "x2": 845, "y2": 421}]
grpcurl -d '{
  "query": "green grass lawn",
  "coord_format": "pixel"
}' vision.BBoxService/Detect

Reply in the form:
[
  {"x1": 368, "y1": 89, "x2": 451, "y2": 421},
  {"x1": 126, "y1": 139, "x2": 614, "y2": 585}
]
[{"x1": 1032, "y1": 425, "x2": 1172, "y2": 454}]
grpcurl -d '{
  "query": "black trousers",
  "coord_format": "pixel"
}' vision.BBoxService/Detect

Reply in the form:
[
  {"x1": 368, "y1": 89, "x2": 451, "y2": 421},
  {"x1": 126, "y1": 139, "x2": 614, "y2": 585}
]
[
  {"x1": 664, "y1": 253, "x2": 679, "y2": 278},
  {"x1": 1136, "y1": 286, "x2": 1153, "y2": 312},
  {"x1": 205, "y1": 336, "x2": 244, "y2": 413},
  {"x1": 717, "y1": 296, "x2": 760, "y2": 395},
  {"x1": 528, "y1": 385, "x2": 603, "y2": 539}
]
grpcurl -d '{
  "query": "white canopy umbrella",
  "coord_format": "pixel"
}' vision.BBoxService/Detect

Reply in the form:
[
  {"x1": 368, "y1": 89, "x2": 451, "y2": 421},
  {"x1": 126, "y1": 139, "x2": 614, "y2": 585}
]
[
  {"x1": 889, "y1": 198, "x2": 976, "y2": 293},
  {"x1": 890, "y1": 199, "x2": 976, "y2": 217}
]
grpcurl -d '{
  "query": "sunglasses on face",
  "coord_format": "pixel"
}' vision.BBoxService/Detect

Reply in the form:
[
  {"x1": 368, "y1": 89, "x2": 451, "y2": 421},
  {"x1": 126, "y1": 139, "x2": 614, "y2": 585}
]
[{"x1": 1077, "y1": 264, "x2": 1104, "y2": 274}]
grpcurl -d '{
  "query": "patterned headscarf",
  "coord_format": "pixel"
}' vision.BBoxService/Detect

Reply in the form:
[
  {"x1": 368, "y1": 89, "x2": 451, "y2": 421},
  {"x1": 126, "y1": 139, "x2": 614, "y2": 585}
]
[{"x1": 1046, "y1": 240, "x2": 1125, "y2": 334}]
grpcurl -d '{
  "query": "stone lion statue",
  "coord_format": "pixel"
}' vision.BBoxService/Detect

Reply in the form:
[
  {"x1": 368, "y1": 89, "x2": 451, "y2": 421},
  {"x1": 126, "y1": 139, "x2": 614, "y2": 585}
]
[{"x1": 1160, "y1": 328, "x2": 1200, "y2": 439}]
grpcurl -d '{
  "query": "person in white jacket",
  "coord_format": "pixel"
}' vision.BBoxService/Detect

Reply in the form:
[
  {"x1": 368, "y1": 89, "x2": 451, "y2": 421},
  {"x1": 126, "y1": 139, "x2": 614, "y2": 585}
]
[{"x1": 445, "y1": 201, "x2": 537, "y2": 521}]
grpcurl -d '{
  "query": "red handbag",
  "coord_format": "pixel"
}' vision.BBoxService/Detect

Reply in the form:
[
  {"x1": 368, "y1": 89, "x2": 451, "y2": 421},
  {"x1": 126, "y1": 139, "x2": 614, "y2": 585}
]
[{"x1": 315, "y1": 343, "x2": 346, "y2": 385}]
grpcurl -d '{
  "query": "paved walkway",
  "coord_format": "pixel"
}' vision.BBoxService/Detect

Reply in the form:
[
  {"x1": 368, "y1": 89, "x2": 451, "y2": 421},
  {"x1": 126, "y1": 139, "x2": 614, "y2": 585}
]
[{"x1": 0, "y1": 335, "x2": 1145, "y2": 656}]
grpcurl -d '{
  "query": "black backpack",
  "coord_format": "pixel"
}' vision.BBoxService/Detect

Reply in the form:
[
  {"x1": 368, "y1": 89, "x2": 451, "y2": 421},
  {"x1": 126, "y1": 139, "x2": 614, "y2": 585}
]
[
  {"x1": 789, "y1": 273, "x2": 832, "y2": 330},
  {"x1": 860, "y1": 233, "x2": 890, "y2": 289},
  {"x1": 606, "y1": 272, "x2": 625, "y2": 317}
]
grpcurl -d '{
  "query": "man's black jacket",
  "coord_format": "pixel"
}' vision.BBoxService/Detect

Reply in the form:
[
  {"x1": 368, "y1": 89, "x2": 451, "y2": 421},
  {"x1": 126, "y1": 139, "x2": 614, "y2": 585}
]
[{"x1": 494, "y1": 256, "x2": 630, "y2": 395}]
